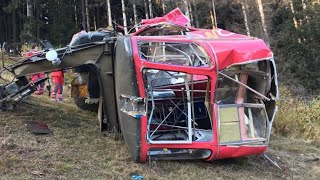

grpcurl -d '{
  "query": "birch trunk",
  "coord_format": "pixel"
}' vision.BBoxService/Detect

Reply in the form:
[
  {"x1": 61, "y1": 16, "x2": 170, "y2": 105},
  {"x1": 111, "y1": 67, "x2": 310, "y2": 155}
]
[
  {"x1": 74, "y1": 0, "x2": 78, "y2": 28},
  {"x1": 212, "y1": 0, "x2": 217, "y2": 28},
  {"x1": 188, "y1": 2, "x2": 193, "y2": 26},
  {"x1": 192, "y1": 0, "x2": 199, "y2": 28},
  {"x1": 210, "y1": 9, "x2": 214, "y2": 29},
  {"x1": 162, "y1": 0, "x2": 165, "y2": 14},
  {"x1": 256, "y1": 0, "x2": 268, "y2": 39},
  {"x1": 121, "y1": 0, "x2": 128, "y2": 34},
  {"x1": 94, "y1": 15, "x2": 97, "y2": 31},
  {"x1": 27, "y1": 0, "x2": 33, "y2": 18},
  {"x1": 183, "y1": 0, "x2": 191, "y2": 26},
  {"x1": 301, "y1": 0, "x2": 308, "y2": 24},
  {"x1": 26, "y1": 0, "x2": 34, "y2": 39},
  {"x1": 133, "y1": 3, "x2": 138, "y2": 31},
  {"x1": 241, "y1": 0, "x2": 251, "y2": 36},
  {"x1": 289, "y1": 0, "x2": 298, "y2": 28},
  {"x1": 81, "y1": 0, "x2": 86, "y2": 30},
  {"x1": 107, "y1": 0, "x2": 112, "y2": 28},
  {"x1": 36, "y1": 4, "x2": 40, "y2": 40},
  {"x1": 301, "y1": 0, "x2": 307, "y2": 10},
  {"x1": 85, "y1": 0, "x2": 90, "y2": 31},
  {"x1": 148, "y1": 0, "x2": 153, "y2": 18},
  {"x1": 144, "y1": 0, "x2": 149, "y2": 19}
]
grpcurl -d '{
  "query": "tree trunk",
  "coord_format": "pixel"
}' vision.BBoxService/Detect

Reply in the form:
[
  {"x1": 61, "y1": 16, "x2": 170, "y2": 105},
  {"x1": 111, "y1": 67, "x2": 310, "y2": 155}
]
[
  {"x1": 12, "y1": 11, "x2": 17, "y2": 43},
  {"x1": 106, "y1": 0, "x2": 112, "y2": 28},
  {"x1": 256, "y1": 0, "x2": 268, "y2": 39},
  {"x1": 144, "y1": 0, "x2": 149, "y2": 19},
  {"x1": 301, "y1": 0, "x2": 309, "y2": 24},
  {"x1": 94, "y1": 15, "x2": 97, "y2": 31},
  {"x1": 27, "y1": 0, "x2": 34, "y2": 40},
  {"x1": 289, "y1": 0, "x2": 298, "y2": 28},
  {"x1": 27, "y1": 0, "x2": 33, "y2": 18},
  {"x1": 74, "y1": 0, "x2": 78, "y2": 28},
  {"x1": 211, "y1": 0, "x2": 217, "y2": 28},
  {"x1": 36, "y1": 4, "x2": 40, "y2": 40},
  {"x1": 81, "y1": 0, "x2": 86, "y2": 31},
  {"x1": 20, "y1": 3, "x2": 24, "y2": 35},
  {"x1": 301, "y1": 0, "x2": 307, "y2": 10},
  {"x1": 6, "y1": 14, "x2": 10, "y2": 43},
  {"x1": 3, "y1": 13, "x2": 8, "y2": 42},
  {"x1": 85, "y1": 0, "x2": 90, "y2": 31},
  {"x1": 97, "y1": 6, "x2": 101, "y2": 29},
  {"x1": 183, "y1": 0, "x2": 191, "y2": 26},
  {"x1": 121, "y1": 0, "x2": 128, "y2": 34},
  {"x1": 148, "y1": 0, "x2": 153, "y2": 18},
  {"x1": 210, "y1": 9, "x2": 214, "y2": 29},
  {"x1": 241, "y1": 0, "x2": 251, "y2": 36},
  {"x1": 188, "y1": 1, "x2": 193, "y2": 26},
  {"x1": 162, "y1": 0, "x2": 165, "y2": 14},
  {"x1": 192, "y1": 0, "x2": 199, "y2": 28},
  {"x1": 133, "y1": 3, "x2": 138, "y2": 31}
]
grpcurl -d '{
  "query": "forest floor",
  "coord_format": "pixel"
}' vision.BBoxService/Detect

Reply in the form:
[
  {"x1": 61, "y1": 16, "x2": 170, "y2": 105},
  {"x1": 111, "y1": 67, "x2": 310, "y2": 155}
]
[{"x1": 0, "y1": 92, "x2": 320, "y2": 179}]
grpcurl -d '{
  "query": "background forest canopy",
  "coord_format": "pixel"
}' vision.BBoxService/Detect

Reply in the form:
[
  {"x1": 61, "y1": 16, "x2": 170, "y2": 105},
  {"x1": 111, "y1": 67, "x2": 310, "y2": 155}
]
[{"x1": 1, "y1": 0, "x2": 320, "y2": 93}]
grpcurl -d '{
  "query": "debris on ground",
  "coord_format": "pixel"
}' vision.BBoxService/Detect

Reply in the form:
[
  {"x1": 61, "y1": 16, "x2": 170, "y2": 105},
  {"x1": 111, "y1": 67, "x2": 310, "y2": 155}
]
[{"x1": 24, "y1": 121, "x2": 52, "y2": 135}]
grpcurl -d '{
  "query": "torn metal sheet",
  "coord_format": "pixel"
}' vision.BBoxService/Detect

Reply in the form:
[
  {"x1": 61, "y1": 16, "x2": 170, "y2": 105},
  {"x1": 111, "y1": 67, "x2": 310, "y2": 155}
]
[{"x1": 119, "y1": 95, "x2": 145, "y2": 118}]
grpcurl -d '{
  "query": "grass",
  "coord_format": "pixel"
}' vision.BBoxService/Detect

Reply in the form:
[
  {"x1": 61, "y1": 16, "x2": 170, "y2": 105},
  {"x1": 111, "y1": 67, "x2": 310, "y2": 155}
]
[
  {"x1": 0, "y1": 90, "x2": 320, "y2": 179},
  {"x1": 275, "y1": 86, "x2": 320, "y2": 146}
]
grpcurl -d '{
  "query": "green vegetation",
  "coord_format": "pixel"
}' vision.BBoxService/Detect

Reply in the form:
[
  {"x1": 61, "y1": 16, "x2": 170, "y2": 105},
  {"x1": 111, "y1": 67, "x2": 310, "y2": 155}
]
[
  {"x1": 272, "y1": 3, "x2": 320, "y2": 92},
  {"x1": 1, "y1": 1, "x2": 320, "y2": 92},
  {"x1": 275, "y1": 86, "x2": 320, "y2": 146}
]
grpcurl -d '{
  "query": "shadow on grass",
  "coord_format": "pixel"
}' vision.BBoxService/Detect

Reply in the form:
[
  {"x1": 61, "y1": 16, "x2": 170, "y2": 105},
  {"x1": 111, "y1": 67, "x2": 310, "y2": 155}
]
[{"x1": 9, "y1": 96, "x2": 98, "y2": 130}]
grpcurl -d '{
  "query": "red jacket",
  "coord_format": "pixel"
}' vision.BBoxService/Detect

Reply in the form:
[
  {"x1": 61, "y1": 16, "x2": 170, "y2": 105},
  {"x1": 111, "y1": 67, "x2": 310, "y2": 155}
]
[
  {"x1": 51, "y1": 70, "x2": 64, "y2": 84},
  {"x1": 25, "y1": 49, "x2": 39, "y2": 58}
]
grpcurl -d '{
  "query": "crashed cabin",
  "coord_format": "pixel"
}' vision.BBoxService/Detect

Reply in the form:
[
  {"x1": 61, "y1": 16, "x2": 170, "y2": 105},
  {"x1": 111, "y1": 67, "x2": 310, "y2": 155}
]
[{"x1": 0, "y1": 9, "x2": 279, "y2": 163}]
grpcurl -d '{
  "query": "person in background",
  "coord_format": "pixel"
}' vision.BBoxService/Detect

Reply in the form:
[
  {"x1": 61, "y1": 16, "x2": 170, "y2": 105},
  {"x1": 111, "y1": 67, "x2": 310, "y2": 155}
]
[
  {"x1": 26, "y1": 44, "x2": 45, "y2": 95},
  {"x1": 51, "y1": 70, "x2": 64, "y2": 102}
]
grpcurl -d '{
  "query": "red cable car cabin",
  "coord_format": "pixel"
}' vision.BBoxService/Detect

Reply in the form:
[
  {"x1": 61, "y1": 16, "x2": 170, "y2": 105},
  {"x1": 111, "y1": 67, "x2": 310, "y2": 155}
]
[{"x1": 115, "y1": 10, "x2": 279, "y2": 162}]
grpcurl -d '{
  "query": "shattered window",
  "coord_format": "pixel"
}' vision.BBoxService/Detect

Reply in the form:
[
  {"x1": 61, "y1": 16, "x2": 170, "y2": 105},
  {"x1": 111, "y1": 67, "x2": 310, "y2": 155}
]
[
  {"x1": 138, "y1": 41, "x2": 212, "y2": 67},
  {"x1": 144, "y1": 69, "x2": 212, "y2": 144},
  {"x1": 244, "y1": 107, "x2": 267, "y2": 138},
  {"x1": 218, "y1": 106, "x2": 267, "y2": 144},
  {"x1": 216, "y1": 61, "x2": 271, "y2": 145},
  {"x1": 215, "y1": 73, "x2": 239, "y2": 104}
]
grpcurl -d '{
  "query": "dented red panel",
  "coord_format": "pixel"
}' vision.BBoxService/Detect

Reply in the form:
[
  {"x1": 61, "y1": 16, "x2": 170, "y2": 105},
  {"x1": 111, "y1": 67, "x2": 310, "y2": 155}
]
[
  {"x1": 216, "y1": 146, "x2": 268, "y2": 159},
  {"x1": 141, "y1": 8, "x2": 190, "y2": 26},
  {"x1": 135, "y1": 8, "x2": 273, "y2": 70},
  {"x1": 206, "y1": 39, "x2": 273, "y2": 70}
]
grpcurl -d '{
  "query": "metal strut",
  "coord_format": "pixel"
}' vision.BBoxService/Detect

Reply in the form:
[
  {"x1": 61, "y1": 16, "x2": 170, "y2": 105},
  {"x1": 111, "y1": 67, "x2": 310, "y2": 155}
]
[{"x1": 263, "y1": 153, "x2": 282, "y2": 170}]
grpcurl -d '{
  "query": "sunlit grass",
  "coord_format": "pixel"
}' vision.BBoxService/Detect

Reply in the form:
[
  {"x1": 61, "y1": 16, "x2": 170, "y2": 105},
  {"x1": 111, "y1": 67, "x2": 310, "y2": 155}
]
[{"x1": 275, "y1": 86, "x2": 320, "y2": 146}]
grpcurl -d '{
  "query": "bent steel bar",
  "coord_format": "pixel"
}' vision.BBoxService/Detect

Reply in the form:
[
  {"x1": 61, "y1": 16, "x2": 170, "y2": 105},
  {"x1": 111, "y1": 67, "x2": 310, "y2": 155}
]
[{"x1": 218, "y1": 71, "x2": 271, "y2": 101}]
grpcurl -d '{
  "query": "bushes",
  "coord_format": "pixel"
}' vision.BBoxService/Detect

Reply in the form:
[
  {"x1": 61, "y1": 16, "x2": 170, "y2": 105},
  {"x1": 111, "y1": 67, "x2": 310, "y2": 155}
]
[{"x1": 275, "y1": 86, "x2": 320, "y2": 146}]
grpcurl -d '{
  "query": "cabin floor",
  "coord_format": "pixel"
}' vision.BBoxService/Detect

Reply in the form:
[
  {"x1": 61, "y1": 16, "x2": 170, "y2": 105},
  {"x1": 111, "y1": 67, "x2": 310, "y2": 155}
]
[{"x1": 0, "y1": 95, "x2": 319, "y2": 179}]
